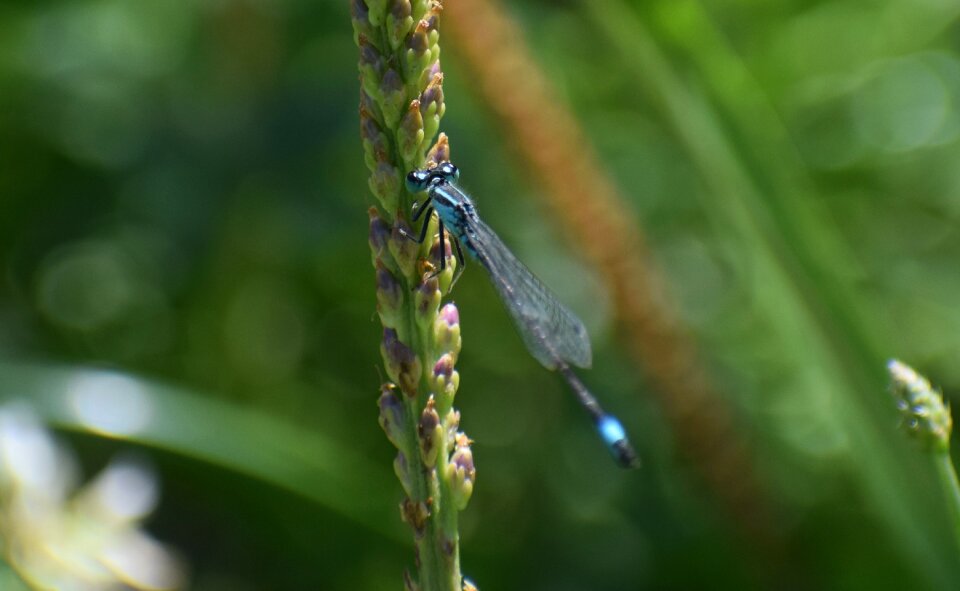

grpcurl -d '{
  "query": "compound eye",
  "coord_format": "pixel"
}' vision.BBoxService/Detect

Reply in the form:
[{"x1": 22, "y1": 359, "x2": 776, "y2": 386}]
[
  {"x1": 406, "y1": 170, "x2": 431, "y2": 193},
  {"x1": 438, "y1": 162, "x2": 459, "y2": 182}
]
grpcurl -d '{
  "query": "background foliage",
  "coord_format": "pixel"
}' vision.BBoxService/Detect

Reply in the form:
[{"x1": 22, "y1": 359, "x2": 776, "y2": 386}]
[{"x1": 1, "y1": 0, "x2": 959, "y2": 589}]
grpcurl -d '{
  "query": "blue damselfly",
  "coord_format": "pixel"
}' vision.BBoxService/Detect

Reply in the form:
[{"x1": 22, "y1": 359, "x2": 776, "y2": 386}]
[{"x1": 405, "y1": 162, "x2": 639, "y2": 468}]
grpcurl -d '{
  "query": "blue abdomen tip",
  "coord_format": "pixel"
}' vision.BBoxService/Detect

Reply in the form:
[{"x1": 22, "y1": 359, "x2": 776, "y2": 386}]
[
  {"x1": 598, "y1": 415, "x2": 627, "y2": 445},
  {"x1": 597, "y1": 415, "x2": 641, "y2": 469}
]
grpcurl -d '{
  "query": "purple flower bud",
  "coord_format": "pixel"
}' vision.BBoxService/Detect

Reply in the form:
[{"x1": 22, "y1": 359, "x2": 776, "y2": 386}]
[
  {"x1": 418, "y1": 396, "x2": 442, "y2": 468},
  {"x1": 433, "y1": 303, "x2": 462, "y2": 359},
  {"x1": 430, "y1": 353, "x2": 459, "y2": 405},
  {"x1": 378, "y1": 383, "x2": 406, "y2": 449},
  {"x1": 349, "y1": 0, "x2": 374, "y2": 42},
  {"x1": 446, "y1": 433, "x2": 475, "y2": 511},
  {"x1": 368, "y1": 207, "x2": 391, "y2": 260},
  {"x1": 425, "y1": 132, "x2": 450, "y2": 168},
  {"x1": 432, "y1": 353, "x2": 454, "y2": 380},
  {"x1": 358, "y1": 34, "x2": 382, "y2": 76},
  {"x1": 397, "y1": 100, "x2": 425, "y2": 164},
  {"x1": 381, "y1": 328, "x2": 421, "y2": 396},
  {"x1": 439, "y1": 303, "x2": 459, "y2": 326},
  {"x1": 349, "y1": 0, "x2": 368, "y2": 23},
  {"x1": 407, "y1": 20, "x2": 429, "y2": 58},
  {"x1": 420, "y1": 73, "x2": 444, "y2": 115},
  {"x1": 414, "y1": 276, "x2": 440, "y2": 327},
  {"x1": 386, "y1": 0, "x2": 413, "y2": 50}
]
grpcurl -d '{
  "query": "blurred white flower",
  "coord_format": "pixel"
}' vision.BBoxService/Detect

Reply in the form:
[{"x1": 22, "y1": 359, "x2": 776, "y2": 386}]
[{"x1": 0, "y1": 404, "x2": 185, "y2": 590}]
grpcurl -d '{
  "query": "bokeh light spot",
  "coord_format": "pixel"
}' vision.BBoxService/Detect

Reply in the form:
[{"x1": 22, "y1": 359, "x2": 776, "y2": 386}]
[{"x1": 68, "y1": 371, "x2": 153, "y2": 437}]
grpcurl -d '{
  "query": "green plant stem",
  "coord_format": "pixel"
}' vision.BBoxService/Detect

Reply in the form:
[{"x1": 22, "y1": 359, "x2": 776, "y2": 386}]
[{"x1": 935, "y1": 453, "x2": 960, "y2": 557}]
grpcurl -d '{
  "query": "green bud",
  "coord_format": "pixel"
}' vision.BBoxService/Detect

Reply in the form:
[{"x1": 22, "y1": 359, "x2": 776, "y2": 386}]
[
  {"x1": 358, "y1": 36, "x2": 384, "y2": 101},
  {"x1": 365, "y1": 0, "x2": 388, "y2": 27},
  {"x1": 445, "y1": 433, "x2": 475, "y2": 511},
  {"x1": 376, "y1": 261, "x2": 404, "y2": 329},
  {"x1": 397, "y1": 99, "x2": 425, "y2": 164},
  {"x1": 433, "y1": 303, "x2": 462, "y2": 360},
  {"x1": 386, "y1": 0, "x2": 414, "y2": 50},
  {"x1": 368, "y1": 207, "x2": 392, "y2": 265},
  {"x1": 889, "y1": 359, "x2": 952, "y2": 452},
  {"x1": 420, "y1": 74, "x2": 444, "y2": 150},
  {"x1": 390, "y1": 220, "x2": 420, "y2": 277},
  {"x1": 349, "y1": 0, "x2": 374, "y2": 44},
  {"x1": 414, "y1": 274, "x2": 441, "y2": 331},
  {"x1": 380, "y1": 69, "x2": 406, "y2": 128},
  {"x1": 360, "y1": 96, "x2": 390, "y2": 169},
  {"x1": 428, "y1": 233, "x2": 456, "y2": 293},
  {"x1": 405, "y1": 20, "x2": 430, "y2": 80},
  {"x1": 394, "y1": 451, "x2": 415, "y2": 498},
  {"x1": 369, "y1": 162, "x2": 401, "y2": 212},
  {"x1": 431, "y1": 353, "x2": 459, "y2": 408},
  {"x1": 418, "y1": 396, "x2": 443, "y2": 468},
  {"x1": 381, "y1": 328, "x2": 422, "y2": 396}
]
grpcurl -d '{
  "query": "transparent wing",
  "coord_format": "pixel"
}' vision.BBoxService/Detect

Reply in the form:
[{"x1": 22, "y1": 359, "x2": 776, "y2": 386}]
[{"x1": 466, "y1": 218, "x2": 592, "y2": 370}]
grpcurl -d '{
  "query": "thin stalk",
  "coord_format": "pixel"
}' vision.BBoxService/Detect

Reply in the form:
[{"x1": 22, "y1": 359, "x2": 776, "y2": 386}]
[
  {"x1": 935, "y1": 453, "x2": 960, "y2": 554},
  {"x1": 352, "y1": 1, "x2": 475, "y2": 589}
]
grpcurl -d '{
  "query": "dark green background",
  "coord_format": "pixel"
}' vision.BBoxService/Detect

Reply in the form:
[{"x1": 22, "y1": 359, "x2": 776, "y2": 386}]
[{"x1": 1, "y1": 0, "x2": 959, "y2": 589}]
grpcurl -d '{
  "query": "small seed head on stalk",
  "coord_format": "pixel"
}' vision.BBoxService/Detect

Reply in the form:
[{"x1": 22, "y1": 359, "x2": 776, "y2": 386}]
[
  {"x1": 888, "y1": 359, "x2": 952, "y2": 452},
  {"x1": 355, "y1": 0, "x2": 474, "y2": 587}
]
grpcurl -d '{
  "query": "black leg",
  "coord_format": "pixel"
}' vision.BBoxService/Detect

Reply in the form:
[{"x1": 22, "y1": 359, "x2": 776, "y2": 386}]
[
  {"x1": 449, "y1": 237, "x2": 466, "y2": 291},
  {"x1": 452, "y1": 238, "x2": 465, "y2": 268},
  {"x1": 436, "y1": 220, "x2": 447, "y2": 272},
  {"x1": 412, "y1": 196, "x2": 433, "y2": 222},
  {"x1": 399, "y1": 207, "x2": 434, "y2": 244}
]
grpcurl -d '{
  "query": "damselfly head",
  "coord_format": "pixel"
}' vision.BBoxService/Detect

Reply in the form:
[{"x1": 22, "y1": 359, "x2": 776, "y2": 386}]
[
  {"x1": 407, "y1": 162, "x2": 460, "y2": 193},
  {"x1": 436, "y1": 161, "x2": 459, "y2": 182},
  {"x1": 406, "y1": 169, "x2": 432, "y2": 193}
]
